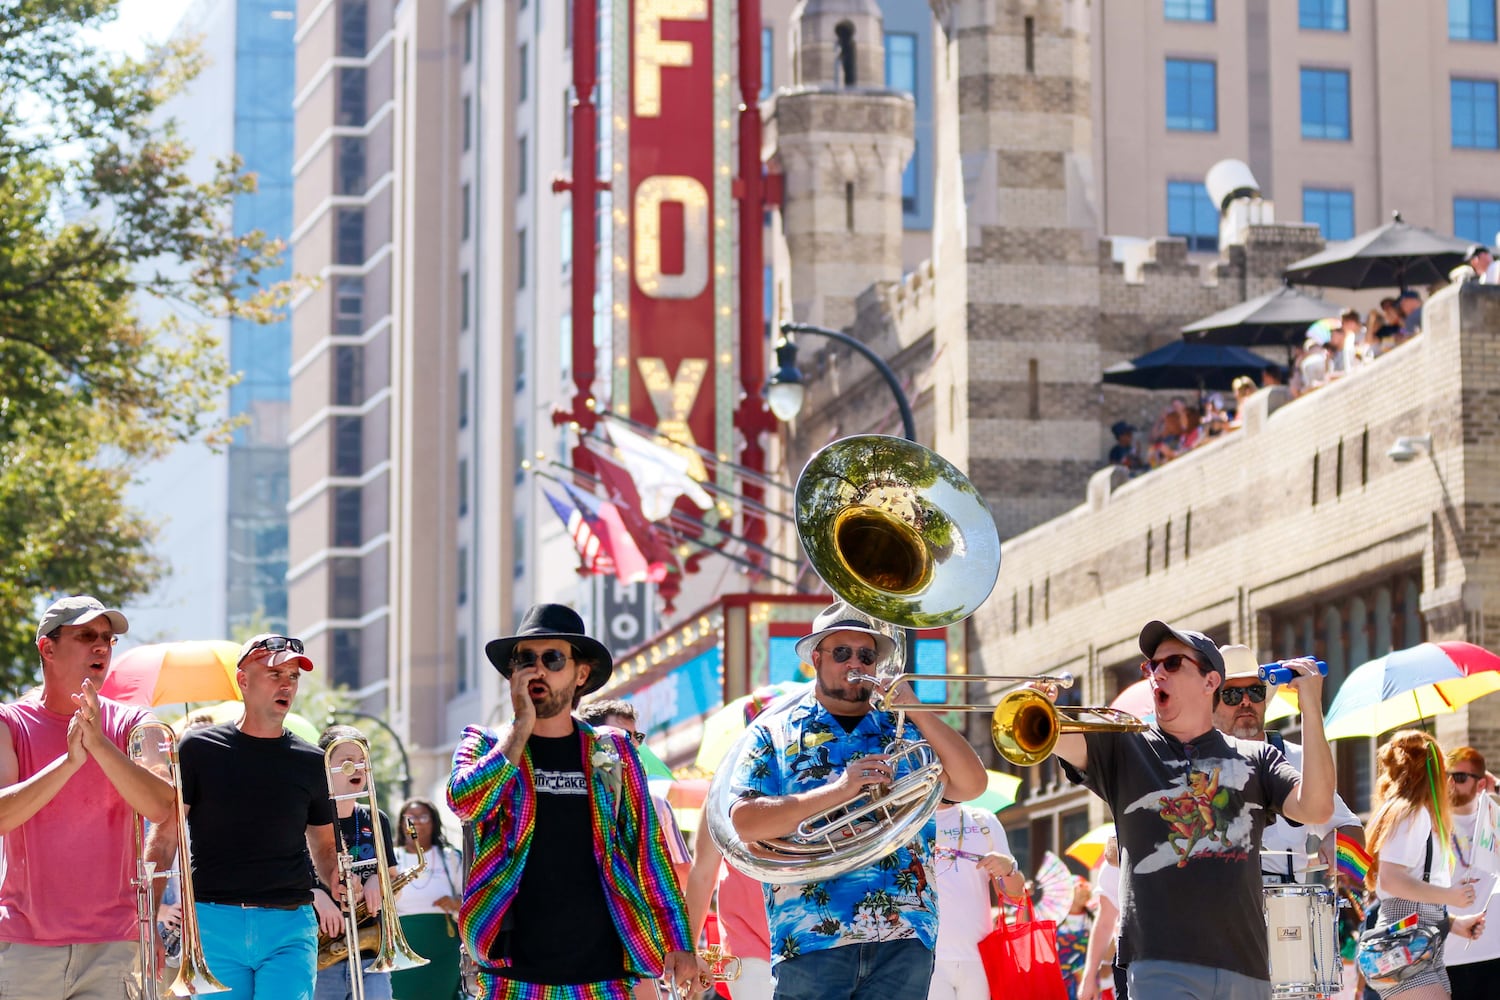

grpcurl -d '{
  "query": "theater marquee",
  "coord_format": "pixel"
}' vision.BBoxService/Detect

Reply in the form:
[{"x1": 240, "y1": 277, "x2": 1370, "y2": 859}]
[{"x1": 611, "y1": 0, "x2": 736, "y2": 495}]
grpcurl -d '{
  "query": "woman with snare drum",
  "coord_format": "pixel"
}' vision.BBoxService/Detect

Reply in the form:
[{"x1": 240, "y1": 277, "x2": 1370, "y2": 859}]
[
  {"x1": 1364, "y1": 730, "x2": 1486, "y2": 998},
  {"x1": 390, "y1": 798, "x2": 464, "y2": 1000}
]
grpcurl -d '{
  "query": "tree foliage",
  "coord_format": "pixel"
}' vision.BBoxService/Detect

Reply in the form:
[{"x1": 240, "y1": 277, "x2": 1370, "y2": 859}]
[{"x1": 0, "y1": 1, "x2": 289, "y2": 696}]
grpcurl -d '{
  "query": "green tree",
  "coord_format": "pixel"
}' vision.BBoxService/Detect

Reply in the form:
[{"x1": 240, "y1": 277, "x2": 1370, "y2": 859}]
[{"x1": 0, "y1": 1, "x2": 288, "y2": 695}]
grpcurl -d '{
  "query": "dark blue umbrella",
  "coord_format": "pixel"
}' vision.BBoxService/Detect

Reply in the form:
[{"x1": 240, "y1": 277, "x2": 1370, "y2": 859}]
[{"x1": 1102, "y1": 341, "x2": 1272, "y2": 392}]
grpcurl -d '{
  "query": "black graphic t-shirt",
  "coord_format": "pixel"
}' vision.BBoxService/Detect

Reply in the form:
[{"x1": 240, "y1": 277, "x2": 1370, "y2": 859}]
[
  {"x1": 500, "y1": 729, "x2": 626, "y2": 984},
  {"x1": 1062, "y1": 726, "x2": 1299, "y2": 980}
]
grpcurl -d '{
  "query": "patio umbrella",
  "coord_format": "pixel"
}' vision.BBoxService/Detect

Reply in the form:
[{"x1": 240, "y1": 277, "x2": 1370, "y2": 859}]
[
  {"x1": 1283, "y1": 211, "x2": 1471, "y2": 289},
  {"x1": 1181, "y1": 283, "x2": 1341, "y2": 349},
  {"x1": 1111, "y1": 677, "x2": 1298, "y2": 725},
  {"x1": 99, "y1": 640, "x2": 242, "y2": 707},
  {"x1": 1065, "y1": 822, "x2": 1115, "y2": 868},
  {"x1": 1102, "y1": 341, "x2": 1273, "y2": 392},
  {"x1": 693, "y1": 681, "x2": 808, "y2": 773},
  {"x1": 1322, "y1": 642, "x2": 1500, "y2": 740}
]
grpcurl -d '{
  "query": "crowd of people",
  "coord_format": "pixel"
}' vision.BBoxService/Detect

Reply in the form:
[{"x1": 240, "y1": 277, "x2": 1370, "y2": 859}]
[
  {"x1": 4, "y1": 593, "x2": 1500, "y2": 1000},
  {"x1": 1109, "y1": 244, "x2": 1497, "y2": 479}
]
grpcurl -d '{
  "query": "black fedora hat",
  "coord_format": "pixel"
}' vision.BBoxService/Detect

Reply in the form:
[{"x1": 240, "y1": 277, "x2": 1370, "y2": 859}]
[{"x1": 484, "y1": 603, "x2": 614, "y2": 696}]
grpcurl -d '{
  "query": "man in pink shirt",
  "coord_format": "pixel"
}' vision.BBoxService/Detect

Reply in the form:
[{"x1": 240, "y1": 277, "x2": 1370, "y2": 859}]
[{"x1": 0, "y1": 595, "x2": 174, "y2": 999}]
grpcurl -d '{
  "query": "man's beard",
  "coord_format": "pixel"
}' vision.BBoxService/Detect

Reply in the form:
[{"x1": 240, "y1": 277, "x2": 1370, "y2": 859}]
[
  {"x1": 532, "y1": 685, "x2": 574, "y2": 720},
  {"x1": 1229, "y1": 714, "x2": 1262, "y2": 740},
  {"x1": 1452, "y1": 785, "x2": 1479, "y2": 809},
  {"x1": 817, "y1": 673, "x2": 872, "y2": 707}
]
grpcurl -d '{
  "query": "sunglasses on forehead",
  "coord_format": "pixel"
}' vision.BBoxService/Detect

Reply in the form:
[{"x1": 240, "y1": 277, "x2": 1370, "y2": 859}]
[
  {"x1": 1218, "y1": 684, "x2": 1267, "y2": 707},
  {"x1": 819, "y1": 644, "x2": 878, "y2": 666},
  {"x1": 249, "y1": 635, "x2": 304, "y2": 655}
]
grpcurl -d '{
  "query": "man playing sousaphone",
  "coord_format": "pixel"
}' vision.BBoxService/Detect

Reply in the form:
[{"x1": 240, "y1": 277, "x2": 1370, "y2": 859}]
[
  {"x1": 727, "y1": 602, "x2": 987, "y2": 1000},
  {"x1": 0, "y1": 596, "x2": 174, "y2": 998}
]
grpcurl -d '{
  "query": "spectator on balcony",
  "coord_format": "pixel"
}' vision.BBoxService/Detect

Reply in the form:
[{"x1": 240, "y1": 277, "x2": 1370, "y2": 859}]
[
  {"x1": 1297, "y1": 337, "x2": 1329, "y2": 391},
  {"x1": 1229, "y1": 376, "x2": 1256, "y2": 428},
  {"x1": 1450, "y1": 245, "x2": 1493, "y2": 286},
  {"x1": 1195, "y1": 395, "x2": 1230, "y2": 447},
  {"x1": 1399, "y1": 289, "x2": 1423, "y2": 335},
  {"x1": 1108, "y1": 421, "x2": 1145, "y2": 476},
  {"x1": 1148, "y1": 398, "x2": 1197, "y2": 467}
]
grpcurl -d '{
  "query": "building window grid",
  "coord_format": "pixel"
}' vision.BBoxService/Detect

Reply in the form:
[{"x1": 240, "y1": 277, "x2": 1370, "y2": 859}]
[
  {"x1": 518, "y1": 228, "x2": 528, "y2": 289},
  {"x1": 1299, "y1": 0, "x2": 1348, "y2": 31},
  {"x1": 462, "y1": 94, "x2": 472, "y2": 151},
  {"x1": 460, "y1": 271, "x2": 470, "y2": 331},
  {"x1": 1167, "y1": 180, "x2": 1219, "y2": 252},
  {"x1": 1303, "y1": 188, "x2": 1355, "y2": 241},
  {"x1": 1301, "y1": 67, "x2": 1351, "y2": 140},
  {"x1": 518, "y1": 135, "x2": 528, "y2": 195},
  {"x1": 1451, "y1": 78, "x2": 1500, "y2": 148},
  {"x1": 461, "y1": 183, "x2": 471, "y2": 241},
  {"x1": 458, "y1": 458, "x2": 469, "y2": 518},
  {"x1": 1164, "y1": 0, "x2": 1214, "y2": 22},
  {"x1": 519, "y1": 43, "x2": 528, "y2": 102},
  {"x1": 1451, "y1": 0, "x2": 1498, "y2": 41},
  {"x1": 458, "y1": 369, "x2": 470, "y2": 429},
  {"x1": 1166, "y1": 59, "x2": 1217, "y2": 132},
  {"x1": 1454, "y1": 196, "x2": 1500, "y2": 244}
]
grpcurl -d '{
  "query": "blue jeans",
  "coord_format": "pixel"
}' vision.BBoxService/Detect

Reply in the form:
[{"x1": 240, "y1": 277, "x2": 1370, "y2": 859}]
[
  {"x1": 1127, "y1": 960, "x2": 1271, "y2": 1000},
  {"x1": 772, "y1": 939, "x2": 934, "y2": 1000},
  {"x1": 196, "y1": 902, "x2": 318, "y2": 1000},
  {"x1": 314, "y1": 961, "x2": 393, "y2": 1000}
]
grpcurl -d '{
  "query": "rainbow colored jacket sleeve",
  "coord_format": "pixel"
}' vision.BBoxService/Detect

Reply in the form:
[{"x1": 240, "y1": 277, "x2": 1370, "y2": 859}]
[{"x1": 446, "y1": 721, "x2": 692, "y2": 979}]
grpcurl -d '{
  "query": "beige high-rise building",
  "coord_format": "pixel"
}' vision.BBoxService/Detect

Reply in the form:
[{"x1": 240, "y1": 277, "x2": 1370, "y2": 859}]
[{"x1": 1094, "y1": 0, "x2": 1500, "y2": 249}]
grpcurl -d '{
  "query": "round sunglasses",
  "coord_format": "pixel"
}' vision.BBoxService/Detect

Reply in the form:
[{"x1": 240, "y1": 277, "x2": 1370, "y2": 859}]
[{"x1": 819, "y1": 644, "x2": 878, "y2": 666}]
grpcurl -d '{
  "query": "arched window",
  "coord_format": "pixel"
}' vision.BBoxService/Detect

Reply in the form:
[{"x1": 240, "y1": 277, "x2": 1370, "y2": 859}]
[{"x1": 835, "y1": 21, "x2": 857, "y2": 86}]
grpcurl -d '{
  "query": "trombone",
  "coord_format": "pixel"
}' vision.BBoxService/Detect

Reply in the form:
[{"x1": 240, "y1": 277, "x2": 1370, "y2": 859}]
[
  {"x1": 322, "y1": 735, "x2": 428, "y2": 999},
  {"x1": 128, "y1": 721, "x2": 228, "y2": 997}
]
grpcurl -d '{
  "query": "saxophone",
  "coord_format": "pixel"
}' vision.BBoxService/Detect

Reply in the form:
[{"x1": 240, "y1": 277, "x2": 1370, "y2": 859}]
[{"x1": 315, "y1": 823, "x2": 427, "y2": 971}]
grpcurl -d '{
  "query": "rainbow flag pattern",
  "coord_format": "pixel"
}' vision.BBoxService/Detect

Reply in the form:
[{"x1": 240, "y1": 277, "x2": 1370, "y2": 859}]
[
  {"x1": 1390, "y1": 911, "x2": 1421, "y2": 933},
  {"x1": 1336, "y1": 831, "x2": 1374, "y2": 883}
]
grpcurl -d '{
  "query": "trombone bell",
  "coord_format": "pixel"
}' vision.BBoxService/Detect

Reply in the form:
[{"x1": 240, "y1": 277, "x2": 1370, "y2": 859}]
[{"x1": 989, "y1": 689, "x2": 1149, "y2": 767}]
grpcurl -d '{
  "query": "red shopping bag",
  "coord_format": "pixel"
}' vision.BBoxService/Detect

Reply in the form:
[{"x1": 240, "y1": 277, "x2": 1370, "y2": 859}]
[{"x1": 977, "y1": 894, "x2": 1069, "y2": 1000}]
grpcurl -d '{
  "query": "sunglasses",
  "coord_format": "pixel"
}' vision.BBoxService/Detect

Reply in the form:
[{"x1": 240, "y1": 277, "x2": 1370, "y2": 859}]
[
  {"x1": 625, "y1": 731, "x2": 647, "y2": 746},
  {"x1": 508, "y1": 649, "x2": 573, "y2": 672},
  {"x1": 1143, "y1": 654, "x2": 1204, "y2": 675},
  {"x1": 63, "y1": 627, "x2": 119, "y2": 647},
  {"x1": 249, "y1": 635, "x2": 304, "y2": 655},
  {"x1": 1449, "y1": 772, "x2": 1482, "y2": 785},
  {"x1": 1219, "y1": 684, "x2": 1268, "y2": 707},
  {"x1": 820, "y1": 645, "x2": 878, "y2": 666}
]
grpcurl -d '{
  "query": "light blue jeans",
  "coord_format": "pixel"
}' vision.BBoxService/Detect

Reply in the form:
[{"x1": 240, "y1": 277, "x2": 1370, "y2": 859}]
[
  {"x1": 1127, "y1": 960, "x2": 1272, "y2": 1000},
  {"x1": 772, "y1": 939, "x2": 935, "y2": 1000},
  {"x1": 314, "y1": 961, "x2": 393, "y2": 1000},
  {"x1": 196, "y1": 902, "x2": 318, "y2": 1000}
]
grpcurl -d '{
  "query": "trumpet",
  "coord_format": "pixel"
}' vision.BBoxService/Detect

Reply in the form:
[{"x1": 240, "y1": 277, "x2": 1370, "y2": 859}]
[
  {"x1": 128, "y1": 721, "x2": 229, "y2": 997},
  {"x1": 653, "y1": 944, "x2": 742, "y2": 998},
  {"x1": 321, "y1": 736, "x2": 427, "y2": 996}
]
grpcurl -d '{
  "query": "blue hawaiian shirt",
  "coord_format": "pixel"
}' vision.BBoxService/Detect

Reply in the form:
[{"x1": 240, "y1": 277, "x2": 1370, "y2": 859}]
[{"x1": 730, "y1": 692, "x2": 938, "y2": 965}]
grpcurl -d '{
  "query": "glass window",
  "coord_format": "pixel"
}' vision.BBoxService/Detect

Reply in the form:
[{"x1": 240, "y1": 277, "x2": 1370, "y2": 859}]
[
  {"x1": 1301, "y1": 68, "x2": 1351, "y2": 140},
  {"x1": 337, "y1": 138, "x2": 365, "y2": 196},
  {"x1": 1167, "y1": 180, "x2": 1219, "y2": 252},
  {"x1": 337, "y1": 68, "x2": 366, "y2": 127},
  {"x1": 761, "y1": 27, "x2": 773, "y2": 99},
  {"x1": 335, "y1": 209, "x2": 364, "y2": 266},
  {"x1": 331, "y1": 628, "x2": 361, "y2": 689},
  {"x1": 457, "y1": 545, "x2": 469, "y2": 605},
  {"x1": 560, "y1": 203, "x2": 572, "y2": 274},
  {"x1": 334, "y1": 277, "x2": 363, "y2": 335},
  {"x1": 885, "y1": 33, "x2": 916, "y2": 93},
  {"x1": 332, "y1": 487, "x2": 362, "y2": 548},
  {"x1": 339, "y1": 0, "x2": 368, "y2": 57},
  {"x1": 330, "y1": 558, "x2": 362, "y2": 619},
  {"x1": 458, "y1": 458, "x2": 469, "y2": 518},
  {"x1": 333, "y1": 345, "x2": 363, "y2": 405},
  {"x1": 1164, "y1": 0, "x2": 1214, "y2": 21},
  {"x1": 519, "y1": 42, "x2": 529, "y2": 102},
  {"x1": 1166, "y1": 59, "x2": 1217, "y2": 131},
  {"x1": 464, "y1": 5, "x2": 474, "y2": 62},
  {"x1": 518, "y1": 134, "x2": 528, "y2": 195},
  {"x1": 1303, "y1": 188, "x2": 1355, "y2": 240},
  {"x1": 458, "y1": 369, "x2": 470, "y2": 429},
  {"x1": 1454, "y1": 196, "x2": 1500, "y2": 243},
  {"x1": 514, "y1": 423, "x2": 526, "y2": 485},
  {"x1": 1452, "y1": 78, "x2": 1500, "y2": 148},
  {"x1": 517, "y1": 228, "x2": 527, "y2": 289},
  {"x1": 1451, "y1": 0, "x2": 1498, "y2": 41},
  {"x1": 513, "y1": 515, "x2": 526, "y2": 577},
  {"x1": 455, "y1": 633, "x2": 468, "y2": 694},
  {"x1": 462, "y1": 94, "x2": 472, "y2": 152},
  {"x1": 333, "y1": 416, "x2": 363, "y2": 476},
  {"x1": 515, "y1": 331, "x2": 526, "y2": 391},
  {"x1": 901, "y1": 148, "x2": 918, "y2": 216},
  {"x1": 1299, "y1": 0, "x2": 1348, "y2": 30}
]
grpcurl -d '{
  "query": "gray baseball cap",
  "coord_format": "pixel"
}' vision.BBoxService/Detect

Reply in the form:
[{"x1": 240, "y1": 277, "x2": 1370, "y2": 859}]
[{"x1": 36, "y1": 595, "x2": 129, "y2": 643}]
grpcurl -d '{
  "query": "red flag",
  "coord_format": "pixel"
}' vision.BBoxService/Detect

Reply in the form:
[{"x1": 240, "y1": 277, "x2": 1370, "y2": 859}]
[
  {"x1": 582, "y1": 441, "x2": 679, "y2": 582},
  {"x1": 564, "y1": 484, "x2": 655, "y2": 584}
]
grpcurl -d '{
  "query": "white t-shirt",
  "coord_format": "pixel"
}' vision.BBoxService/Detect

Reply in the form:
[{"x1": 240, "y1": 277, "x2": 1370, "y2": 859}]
[
  {"x1": 1259, "y1": 740, "x2": 1362, "y2": 880},
  {"x1": 1095, "y1": 861, "x2": 1121, "y2": 945},
  {"x1": 1444, "y1": 803, "x2": 1500, "y2": 965},
  {"x1": 1374, "y1": 808, "x2": 1452, "y2": 900},
  {"x1": 393, "y1": 844, "x2": 463, "y2": 916},
  {"x1": 932, "y1": 804, "x2": 1010, "y2": 961}
]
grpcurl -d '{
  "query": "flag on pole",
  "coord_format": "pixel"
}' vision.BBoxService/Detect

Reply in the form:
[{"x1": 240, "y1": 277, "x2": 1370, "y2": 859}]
[
  {"x1": 1335, "y1": 831, "x2": 1373, "y2": 884},
  {"x1": 560, "y1": 483, "x2": 661, "y2": 585},
  {"x1": 542, "y1": 487, "x2": 615, "y2": 576},
  {"x1": 1470, "y1": 791, "x2": 1500, "y2": 876},
  {"x1": 583, "y1": 441, "x2": 680, "y2": 581},
  {"x1": 604, "y1": 423, "x2": 714, "y2": 521}
]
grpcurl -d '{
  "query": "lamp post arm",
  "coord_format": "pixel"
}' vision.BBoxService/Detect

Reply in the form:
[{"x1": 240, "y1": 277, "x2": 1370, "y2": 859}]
[
  {"x1": 332, "y1": 709, "x2": 415, "y2": 801},
  {"x1": 780, "y1": 322, "x2": 916, "y2": 443}
]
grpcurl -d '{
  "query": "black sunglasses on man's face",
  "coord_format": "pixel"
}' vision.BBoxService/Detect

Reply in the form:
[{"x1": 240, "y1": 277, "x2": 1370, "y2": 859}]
[
  {"x1": 1218, "y1": 684, "x2": 1268, "y2": 707},
  {"x1": 820, "y1": 645, "x2": 878, "y2": 666}
]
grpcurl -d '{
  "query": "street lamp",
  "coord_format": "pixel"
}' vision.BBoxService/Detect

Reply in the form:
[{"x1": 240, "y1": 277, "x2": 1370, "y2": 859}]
[{"x1": 770, "y1": 322, "x2": 916, "y2": 442}]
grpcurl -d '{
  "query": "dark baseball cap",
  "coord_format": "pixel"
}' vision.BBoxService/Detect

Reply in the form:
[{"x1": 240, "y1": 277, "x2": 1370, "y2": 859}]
[{"x1": 1138, "y1": 620, "x2": 1226, "y2": 677}]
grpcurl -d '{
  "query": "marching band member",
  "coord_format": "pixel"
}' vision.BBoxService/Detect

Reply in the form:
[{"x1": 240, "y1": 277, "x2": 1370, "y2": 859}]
[
  {"x1": 313, "y1": 724, "x2": 399, "y2": 1000},
  {"x1": 1210, "y1": 645, "x2": 1364, "y2": 883},
  {"x1": 148, "y1": 634, "x2": 337, "y2": 1000},
  {"x1": 728, "y1": 602, "x2": 986, "y2": 1000},
  {"x1": 0, "y1": 596, "x2": 172, "y2": 999},
  {"x1": 447, "y1": 603, "x2": 698, "y2": 1000},
  {"x1": 1043, "y1": 621, "x2": 1333, "y2": 999}
]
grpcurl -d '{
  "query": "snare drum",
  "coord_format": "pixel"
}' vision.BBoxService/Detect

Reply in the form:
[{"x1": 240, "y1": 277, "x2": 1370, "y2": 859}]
[{"x1": 1265, "y1": 883, "x2": 1342, "y2": 999}]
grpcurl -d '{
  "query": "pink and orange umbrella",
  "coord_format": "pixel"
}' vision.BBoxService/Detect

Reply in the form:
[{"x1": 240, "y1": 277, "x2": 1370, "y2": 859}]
[{"x1": 99, "y1": 640, "x2": 242, "y2": 707}]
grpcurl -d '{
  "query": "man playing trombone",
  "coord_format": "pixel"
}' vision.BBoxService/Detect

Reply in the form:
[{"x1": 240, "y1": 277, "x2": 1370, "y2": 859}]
[
  {"x1": 448, "y1": 603, "x2": 699, "y2": 1000},
  {"x1": 727, "y1": 602, "x2": 987, "y2": 1000},
  {"x1": 0, "y1": 596, "x2": 174, "y2": 999},
  {"x1": 148, "y1": 634, "x2": 339, "y2": 1000}
]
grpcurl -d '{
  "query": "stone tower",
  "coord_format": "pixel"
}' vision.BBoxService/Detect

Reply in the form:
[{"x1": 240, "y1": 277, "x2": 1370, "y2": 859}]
[
  {"x1": 768, "y1": 0, "x2": 915, "y2": 332},
  {"x1": 927, "y1": 0, "x2": 1102, "y2": 541}
]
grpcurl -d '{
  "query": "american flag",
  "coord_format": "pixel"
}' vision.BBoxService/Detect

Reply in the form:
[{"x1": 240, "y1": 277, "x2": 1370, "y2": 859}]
[{"x1": 543, "y1": 487, "x2": 615, "y2": 575}]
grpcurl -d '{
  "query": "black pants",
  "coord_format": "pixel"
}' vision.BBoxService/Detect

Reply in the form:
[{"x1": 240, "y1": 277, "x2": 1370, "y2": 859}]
[
  {"x1": 1113, "y1": 962, "x2": 1128, "y2": 1000},
  {"x1": 1447, "y1": 956, "x2": 1500, "y2": 1000}
]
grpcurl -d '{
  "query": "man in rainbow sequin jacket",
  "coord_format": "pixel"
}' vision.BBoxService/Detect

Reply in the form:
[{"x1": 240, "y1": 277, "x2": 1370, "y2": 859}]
[{"x1": 448, "y1": 604, "x2": 696, "y2": 1000}]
